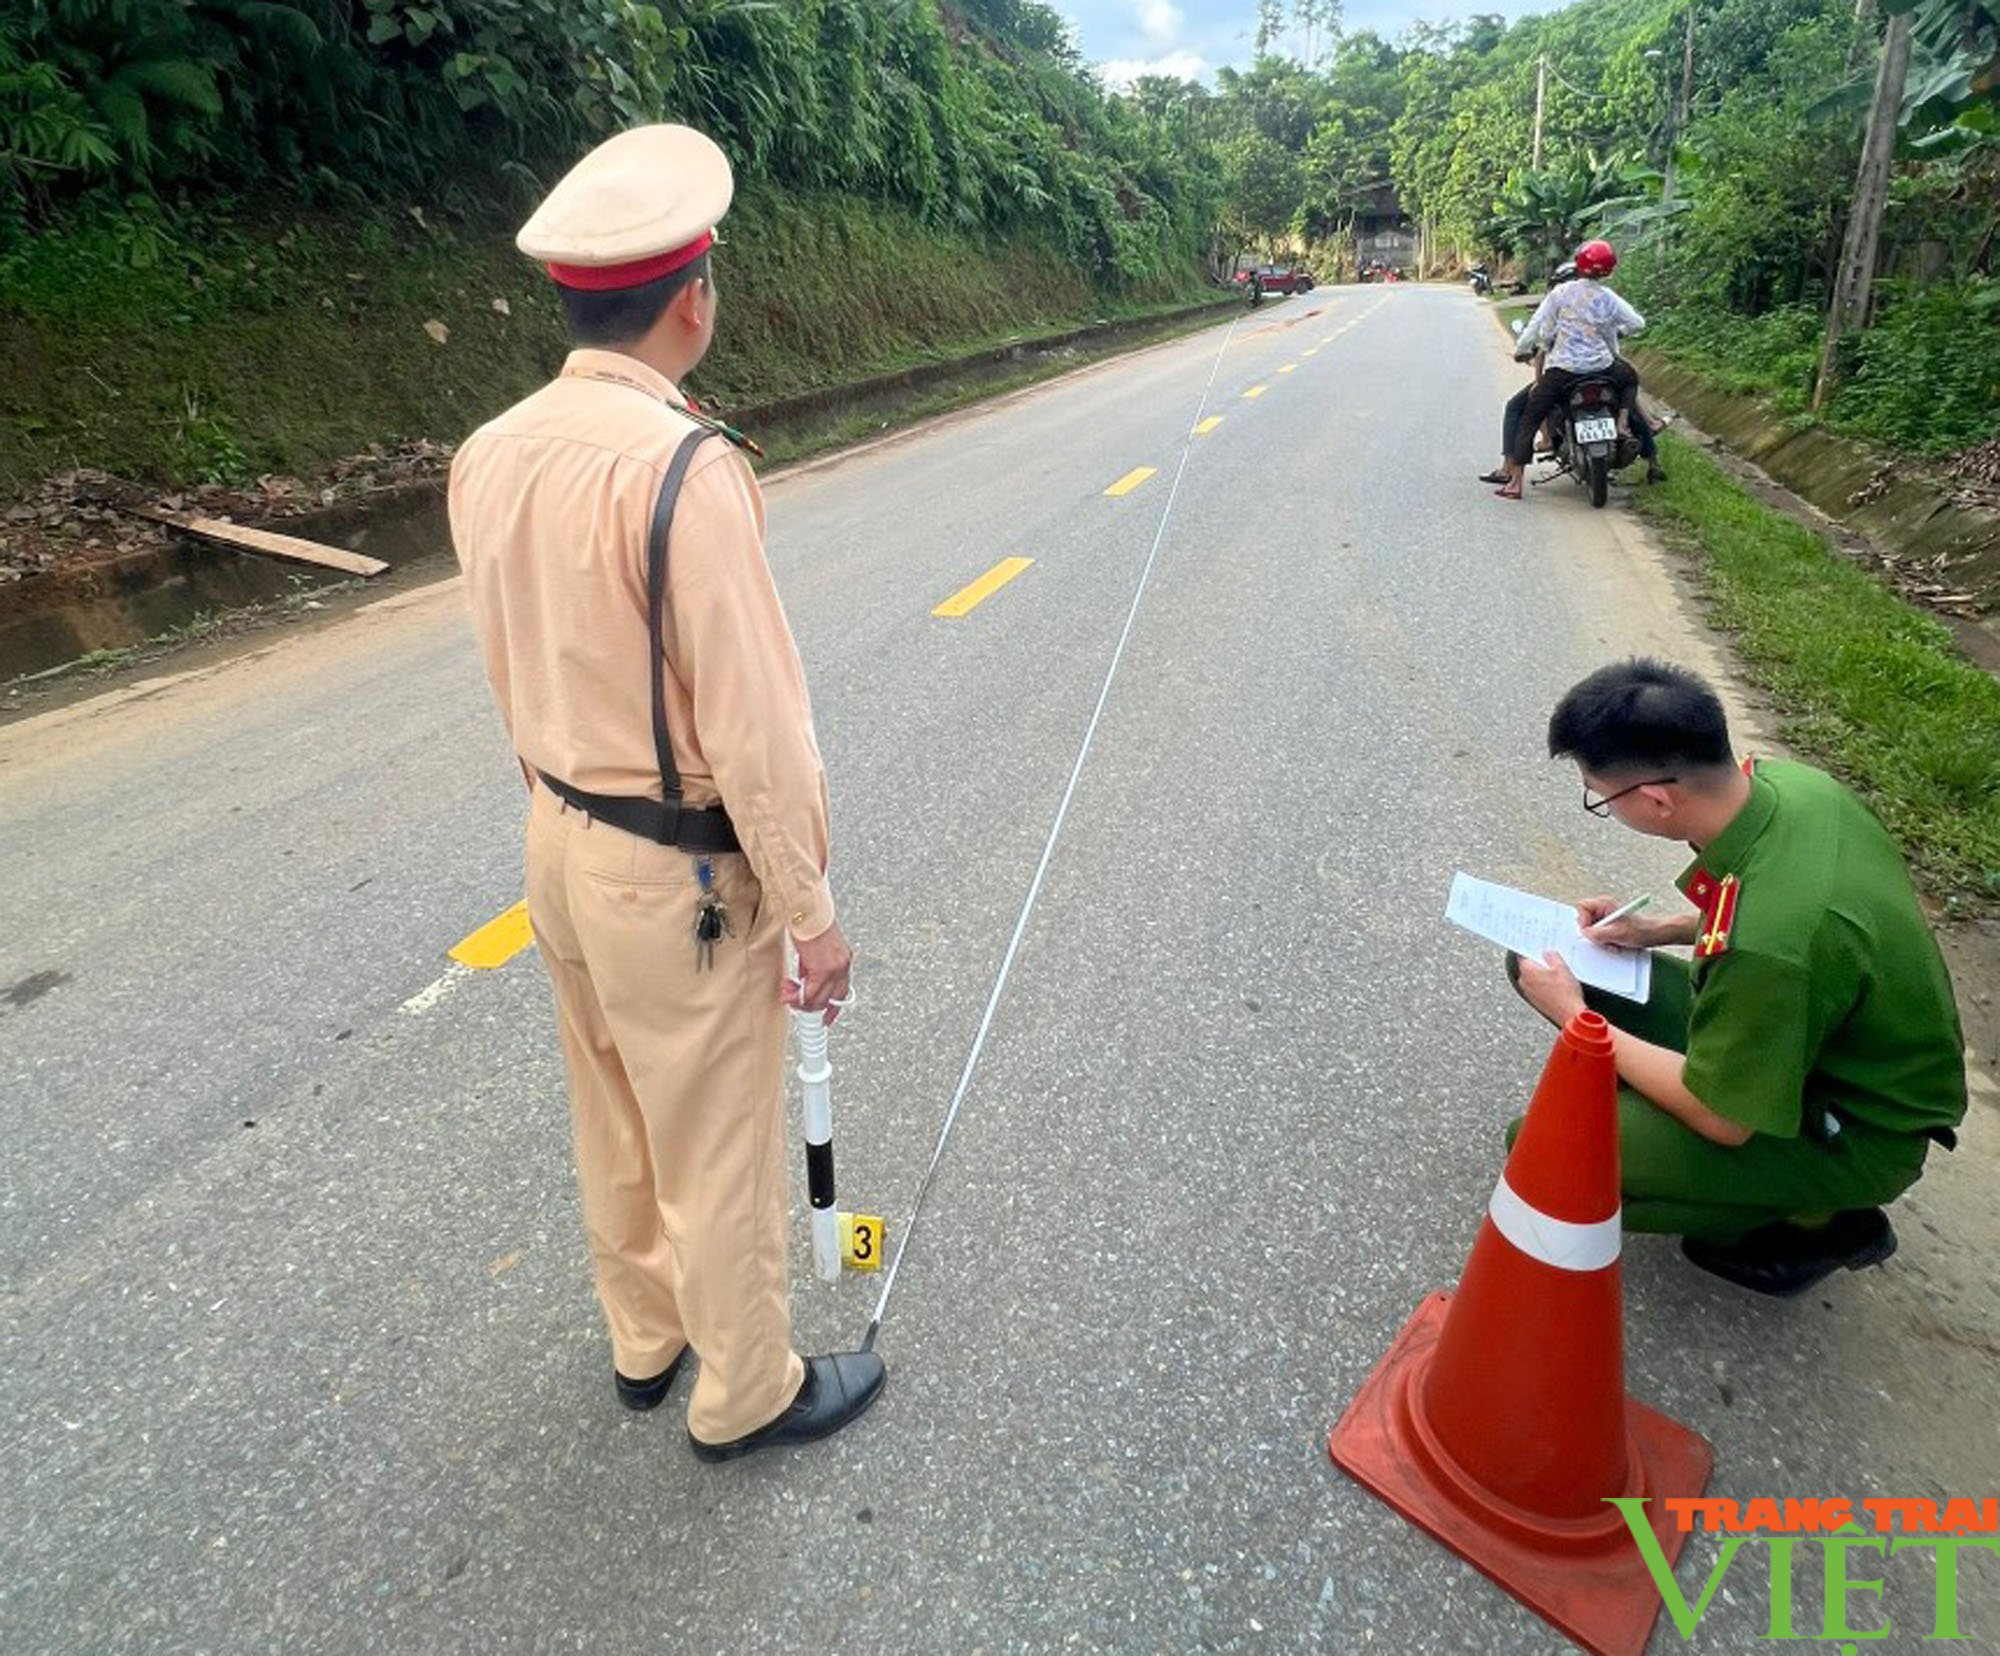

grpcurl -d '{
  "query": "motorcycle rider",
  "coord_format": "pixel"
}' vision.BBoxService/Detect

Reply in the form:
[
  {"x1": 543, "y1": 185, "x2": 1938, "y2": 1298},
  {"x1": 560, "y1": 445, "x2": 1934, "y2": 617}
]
[{"x1": 1491, "y1": 241, "x2": 1658, "y2": 500}]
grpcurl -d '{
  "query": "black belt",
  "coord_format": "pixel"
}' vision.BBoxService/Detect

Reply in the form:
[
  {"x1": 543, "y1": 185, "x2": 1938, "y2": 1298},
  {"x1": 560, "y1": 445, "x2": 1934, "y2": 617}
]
[{"x1": 537, "y1": 771, "x2": 739, "y2": 853}]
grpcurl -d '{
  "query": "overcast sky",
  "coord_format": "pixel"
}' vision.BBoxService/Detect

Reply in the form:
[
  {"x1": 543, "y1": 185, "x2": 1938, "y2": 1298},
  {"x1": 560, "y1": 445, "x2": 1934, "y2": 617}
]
[{"x1": 1065, "y1": 0, "x2": 1559, "y2": 86}]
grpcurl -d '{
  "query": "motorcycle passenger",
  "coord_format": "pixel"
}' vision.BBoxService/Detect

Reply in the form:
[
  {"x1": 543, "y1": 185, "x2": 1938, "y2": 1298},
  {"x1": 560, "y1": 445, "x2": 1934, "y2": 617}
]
[
  {"x1": 1482, "y1": 260, "x2": 1571, "y2": 482},
  {"x1": 1492, "y1": 241, "x2": 1653, "y2": 501}
]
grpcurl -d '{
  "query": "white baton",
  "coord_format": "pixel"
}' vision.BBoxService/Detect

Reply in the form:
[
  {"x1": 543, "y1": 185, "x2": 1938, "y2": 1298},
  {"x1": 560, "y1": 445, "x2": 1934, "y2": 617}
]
[{"x1": 793, "y1": 1005, "x2": 841, "y2": 1282}]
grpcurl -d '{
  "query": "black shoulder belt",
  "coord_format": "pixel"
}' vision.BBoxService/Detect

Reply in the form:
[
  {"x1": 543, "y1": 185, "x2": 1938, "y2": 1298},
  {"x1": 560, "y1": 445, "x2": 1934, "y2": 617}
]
[{"x1": 535, "y1": 429, "x2": 740, "y2": 853}]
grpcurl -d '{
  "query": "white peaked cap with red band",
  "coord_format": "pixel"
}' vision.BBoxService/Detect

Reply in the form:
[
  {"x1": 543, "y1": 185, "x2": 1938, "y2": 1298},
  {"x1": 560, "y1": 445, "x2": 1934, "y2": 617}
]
[{"x1": 517, "y1": 124, "x2": 733, "y2": 292}]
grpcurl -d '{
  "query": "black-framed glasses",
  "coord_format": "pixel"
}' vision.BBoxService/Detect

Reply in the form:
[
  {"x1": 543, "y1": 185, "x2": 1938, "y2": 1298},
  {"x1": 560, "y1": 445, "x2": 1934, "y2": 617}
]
[{"x1": 1583, "y1": 776, "x2": 1678, "y2": 817}]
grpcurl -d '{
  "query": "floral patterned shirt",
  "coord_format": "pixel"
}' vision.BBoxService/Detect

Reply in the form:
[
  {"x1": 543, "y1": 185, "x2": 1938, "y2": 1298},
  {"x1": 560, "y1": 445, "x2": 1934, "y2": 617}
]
[{"x1": 1519, "y1": 279, "x2": 1646, "y2": 373}]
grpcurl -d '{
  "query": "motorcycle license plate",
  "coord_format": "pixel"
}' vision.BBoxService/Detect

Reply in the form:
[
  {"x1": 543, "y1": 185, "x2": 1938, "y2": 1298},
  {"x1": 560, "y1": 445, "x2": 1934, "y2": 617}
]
[{"x1": 1575, "y1": 417, "x2": 1618, "y2": 444}]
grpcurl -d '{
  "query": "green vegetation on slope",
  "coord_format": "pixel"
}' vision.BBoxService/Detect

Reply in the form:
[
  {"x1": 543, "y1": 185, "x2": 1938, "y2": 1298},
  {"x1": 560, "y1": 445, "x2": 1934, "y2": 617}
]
[
  {"x1": 2, "y1": 2, "x2": 1220, "y2": 291},
  {"x1": 0, "y1": 185, "x2": 1212, "y2": 495},
  {"x1": 1638, "y1": 434, "x2": 2000, "y2": 902},
  {"x1": 1, "y1": 1, "x2": 1231, "y2": 498}
]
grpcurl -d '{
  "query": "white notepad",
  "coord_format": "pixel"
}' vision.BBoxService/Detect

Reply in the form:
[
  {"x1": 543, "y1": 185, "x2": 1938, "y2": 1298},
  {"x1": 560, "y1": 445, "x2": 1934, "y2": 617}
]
[{"x1": 1446, "y1": 871, "x2": 1653, "y2": 1002}]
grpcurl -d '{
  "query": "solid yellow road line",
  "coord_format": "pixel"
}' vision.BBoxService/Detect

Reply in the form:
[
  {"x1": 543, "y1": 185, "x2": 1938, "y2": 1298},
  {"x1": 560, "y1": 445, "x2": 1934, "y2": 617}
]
[
  {"x1": 450, "y1": 900, "x2": 535, "y2": 969},
  {"x1": 1104, "y1": 466, "x2": 1159, "y2": 497},
  {"x1": 1193, "y1": 416, "x2": 1224, "y2": 436},
  {"x1": 933, "y1": 556, "x2": 1034, "y2": 619},
  {"x1": 1243, "y1": 384, "x2": 1268, "y2": 400}
]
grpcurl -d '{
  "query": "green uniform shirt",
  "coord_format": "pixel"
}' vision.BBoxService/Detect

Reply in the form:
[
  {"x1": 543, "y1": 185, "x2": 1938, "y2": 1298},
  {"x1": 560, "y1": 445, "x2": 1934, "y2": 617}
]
[{"x1": 1675, "y1": 759, "x2": 1966, "y2": 1141}]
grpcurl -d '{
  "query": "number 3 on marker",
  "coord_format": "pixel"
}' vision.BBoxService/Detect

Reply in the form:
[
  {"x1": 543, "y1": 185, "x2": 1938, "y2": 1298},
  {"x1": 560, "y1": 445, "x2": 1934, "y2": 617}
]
[{"x1": 840, "y1": 1213, "x2": 885, "y2": 1272}]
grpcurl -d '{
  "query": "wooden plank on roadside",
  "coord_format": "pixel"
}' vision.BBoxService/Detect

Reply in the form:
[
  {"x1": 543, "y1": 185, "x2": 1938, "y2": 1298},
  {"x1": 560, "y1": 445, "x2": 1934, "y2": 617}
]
[{"x1": 128, "y1": 508, "x2": 389, "y2": 578}]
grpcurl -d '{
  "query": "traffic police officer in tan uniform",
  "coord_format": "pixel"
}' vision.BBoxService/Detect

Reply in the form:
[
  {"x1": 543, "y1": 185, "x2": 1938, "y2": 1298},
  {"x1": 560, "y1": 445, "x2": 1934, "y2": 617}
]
[
  {"x1": 448, "y1": 125, "x2": 886, "y2": 1459},
  {"x1": 1510, "y1": 659, "x2": 1967, "y2": 1296}
]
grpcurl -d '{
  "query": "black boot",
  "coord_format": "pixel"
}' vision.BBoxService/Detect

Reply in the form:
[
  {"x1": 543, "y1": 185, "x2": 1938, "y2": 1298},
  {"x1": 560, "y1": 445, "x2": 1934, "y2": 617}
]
[
  {"x1": 688, "y1": 1351, "x2": 887, "y2": 1462},
  {"x1": 1681, "y1": 1208, "x2": 1897, "y2": 1298}
]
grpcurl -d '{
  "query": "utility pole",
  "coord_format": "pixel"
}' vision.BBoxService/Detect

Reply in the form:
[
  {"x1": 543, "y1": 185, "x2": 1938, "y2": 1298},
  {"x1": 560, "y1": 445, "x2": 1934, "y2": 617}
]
[
  {"x1": 1813, "y1": 7, "x2": 1914, "y2": 410},
  {"x1": 1532, "y1": 55, "x2": 1548, "y2": 170},
  {"x1": 1664, "y1": 4, "x2": 1695, "y2": 202}
]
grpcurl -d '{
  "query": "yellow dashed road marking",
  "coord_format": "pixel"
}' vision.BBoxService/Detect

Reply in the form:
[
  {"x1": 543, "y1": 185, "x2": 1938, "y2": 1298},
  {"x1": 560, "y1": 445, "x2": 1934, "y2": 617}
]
[
  {"x1": 1194, "y1": 416, "x2": 1224, "y2": 436},
  {"x1": 450, "y1": 901, "x2": 535, "y2": 969},
  {"x1": 1105, "y1": 466, "x2": 1159, "y2": 497},
  {"x1": 933, "y1": 556, "x2": 1035, "y2": 618},
  {"x1": 1243, "y1": 385, "x2": 1268, "y2": 400}
]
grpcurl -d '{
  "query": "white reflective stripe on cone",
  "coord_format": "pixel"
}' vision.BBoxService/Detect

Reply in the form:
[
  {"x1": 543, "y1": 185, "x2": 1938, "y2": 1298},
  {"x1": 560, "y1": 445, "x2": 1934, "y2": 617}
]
[{"x1": 1487, "y1": 1175, "x2": 1622, "y2": 1272}]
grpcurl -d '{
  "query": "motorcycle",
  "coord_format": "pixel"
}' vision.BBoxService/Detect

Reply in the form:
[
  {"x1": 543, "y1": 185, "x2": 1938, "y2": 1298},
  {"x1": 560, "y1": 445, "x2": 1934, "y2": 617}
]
[
  {"x1": 1551, "y1": 374, "x2": 1639, "y2": 508},
  {"x1": 1467, "y1": 262, "x2": 1492, "y2": 297},
  {"x1": 1509, "y1": 321, "x2": 1638, "y2": 509}
]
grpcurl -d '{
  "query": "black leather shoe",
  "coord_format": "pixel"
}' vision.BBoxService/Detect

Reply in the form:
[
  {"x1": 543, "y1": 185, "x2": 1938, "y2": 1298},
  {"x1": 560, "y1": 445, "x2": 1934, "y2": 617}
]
[
  {"x1": 614, "y1": 1350, "x2": 688, "y2": 1412},
  {"x1": 687, "y1": 1351, "x2": 887, "y2": 1462},
  {"x1": 1682, "y1": 1208, "x2": 1897, "y2": 1298}
]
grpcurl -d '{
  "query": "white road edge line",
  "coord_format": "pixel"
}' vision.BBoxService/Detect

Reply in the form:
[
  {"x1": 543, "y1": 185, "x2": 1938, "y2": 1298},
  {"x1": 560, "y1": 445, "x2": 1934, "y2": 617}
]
[{"x1": 400, "y1": 962, "x2": 472, "y2": 1016}]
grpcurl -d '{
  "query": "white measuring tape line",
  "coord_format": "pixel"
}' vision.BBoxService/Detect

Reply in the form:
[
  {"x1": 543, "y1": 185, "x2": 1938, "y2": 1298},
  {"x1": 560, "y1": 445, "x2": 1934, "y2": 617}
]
[
  {"x1": 1486, "y1": 1175, "x2": 1622, "y2": 1273},
  {"x1": 861, "y1": 313, "x2": 1247, "y2": 1351}
]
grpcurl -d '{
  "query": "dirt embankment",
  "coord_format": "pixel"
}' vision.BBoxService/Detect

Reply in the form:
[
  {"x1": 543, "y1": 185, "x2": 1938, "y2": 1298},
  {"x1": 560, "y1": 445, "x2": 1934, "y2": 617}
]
[{"x1": 0, "y1": 298, "x2": 1238, "y2": 684}]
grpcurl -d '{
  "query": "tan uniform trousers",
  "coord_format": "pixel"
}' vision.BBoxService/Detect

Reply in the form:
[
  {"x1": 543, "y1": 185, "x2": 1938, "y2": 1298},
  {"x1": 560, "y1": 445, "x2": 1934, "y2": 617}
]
[{"x1": 524, "y1": 782, "x2": 806, "y2": 1444}]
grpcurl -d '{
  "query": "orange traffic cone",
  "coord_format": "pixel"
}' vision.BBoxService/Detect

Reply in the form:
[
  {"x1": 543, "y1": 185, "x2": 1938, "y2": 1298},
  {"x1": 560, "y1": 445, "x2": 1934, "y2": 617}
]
[{"x1": 1327, "y1": 1010, "x2": 1712, "y2": 1656}]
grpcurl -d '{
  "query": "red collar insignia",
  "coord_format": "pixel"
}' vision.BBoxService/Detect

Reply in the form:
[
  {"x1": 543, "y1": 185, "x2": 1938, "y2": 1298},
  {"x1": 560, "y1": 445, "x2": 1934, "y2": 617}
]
[{"x1": 1693, "y1": 872, "x2": 1740, "y2": 958}]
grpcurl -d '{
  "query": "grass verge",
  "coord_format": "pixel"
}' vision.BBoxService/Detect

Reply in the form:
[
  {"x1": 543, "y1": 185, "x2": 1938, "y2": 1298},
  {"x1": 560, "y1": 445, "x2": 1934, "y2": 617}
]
[{"x1": 1637, "y1": 432, "x2": 2000, "y2": 910}]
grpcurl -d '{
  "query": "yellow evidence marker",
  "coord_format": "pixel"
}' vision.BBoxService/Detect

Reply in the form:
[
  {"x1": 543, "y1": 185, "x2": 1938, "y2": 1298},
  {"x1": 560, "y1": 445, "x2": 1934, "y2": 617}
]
[{"x1": 840, "y1": 1213, "x2": 886, "y2": 1271}]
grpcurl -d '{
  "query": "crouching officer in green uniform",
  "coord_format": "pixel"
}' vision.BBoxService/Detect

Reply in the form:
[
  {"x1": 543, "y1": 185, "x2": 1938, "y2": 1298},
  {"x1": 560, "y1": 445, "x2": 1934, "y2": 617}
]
[{"x1": 1509, "y1": 659, "x2": 1967, "y2": 1296}]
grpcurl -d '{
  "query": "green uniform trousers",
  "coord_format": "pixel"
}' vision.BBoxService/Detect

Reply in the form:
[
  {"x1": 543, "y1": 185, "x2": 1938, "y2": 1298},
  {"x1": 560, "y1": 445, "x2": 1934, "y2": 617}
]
[{"x1": 1507, "y1": 955, "x2": 1931, "y2": 1242}]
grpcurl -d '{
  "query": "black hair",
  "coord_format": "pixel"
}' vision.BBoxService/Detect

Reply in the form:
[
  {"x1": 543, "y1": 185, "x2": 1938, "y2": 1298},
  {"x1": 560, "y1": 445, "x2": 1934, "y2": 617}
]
[
  {"x1": 558, "y1": 253, "x2": 710, "y2": 347},
  {"x1": 1548, "y1": 658, "x2": 1735, "y2": 775}
]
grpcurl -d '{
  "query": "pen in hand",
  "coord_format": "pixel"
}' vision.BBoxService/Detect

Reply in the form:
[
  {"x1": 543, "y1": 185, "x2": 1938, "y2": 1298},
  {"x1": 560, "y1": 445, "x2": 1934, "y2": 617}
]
[{"x1": 1591, "y1": 894, "x2": 1652, "y2": 930}]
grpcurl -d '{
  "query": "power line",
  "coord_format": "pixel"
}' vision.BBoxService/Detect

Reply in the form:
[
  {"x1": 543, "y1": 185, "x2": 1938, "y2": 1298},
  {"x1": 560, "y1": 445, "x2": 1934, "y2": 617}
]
[{"x1": 1540, "y1": 53, "x2": 1618, "y2": 103}]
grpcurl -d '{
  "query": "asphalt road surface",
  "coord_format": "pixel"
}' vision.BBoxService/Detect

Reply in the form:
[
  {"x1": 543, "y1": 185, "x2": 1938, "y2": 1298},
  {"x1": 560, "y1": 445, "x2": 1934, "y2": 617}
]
[{"x1": 5, "y1": 286, "x2": 1997, "y2": 1654}]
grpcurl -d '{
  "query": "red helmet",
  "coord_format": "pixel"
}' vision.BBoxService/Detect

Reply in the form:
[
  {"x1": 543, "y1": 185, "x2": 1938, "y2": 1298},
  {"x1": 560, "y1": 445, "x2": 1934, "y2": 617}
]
[{"x1": 1574, "y1": 239, "x2": 1617, "y2": 278}]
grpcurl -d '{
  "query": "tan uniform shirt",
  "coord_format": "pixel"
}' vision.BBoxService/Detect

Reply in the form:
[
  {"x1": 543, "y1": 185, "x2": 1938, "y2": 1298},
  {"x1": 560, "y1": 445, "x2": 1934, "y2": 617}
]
[{"x1": 448, "y1": 349, "x2": 835, "y2": 940}]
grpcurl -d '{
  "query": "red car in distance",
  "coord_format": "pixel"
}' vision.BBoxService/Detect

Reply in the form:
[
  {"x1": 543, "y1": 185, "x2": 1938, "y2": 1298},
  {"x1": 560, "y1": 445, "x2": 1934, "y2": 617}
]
[{"x1": 1233, "y1": 263, "x2": 1316, "y2": 295}]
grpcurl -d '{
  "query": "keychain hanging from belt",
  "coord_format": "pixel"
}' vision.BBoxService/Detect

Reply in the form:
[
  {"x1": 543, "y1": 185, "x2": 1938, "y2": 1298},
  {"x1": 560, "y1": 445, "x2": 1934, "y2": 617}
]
[{"x1": 693, "y1": 857, "x2": 731, "y2": 968}]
